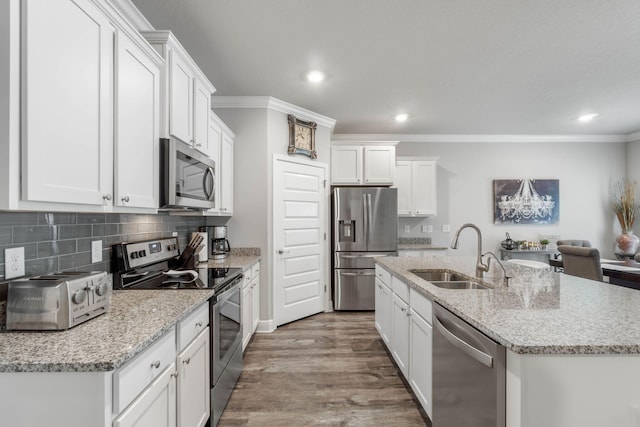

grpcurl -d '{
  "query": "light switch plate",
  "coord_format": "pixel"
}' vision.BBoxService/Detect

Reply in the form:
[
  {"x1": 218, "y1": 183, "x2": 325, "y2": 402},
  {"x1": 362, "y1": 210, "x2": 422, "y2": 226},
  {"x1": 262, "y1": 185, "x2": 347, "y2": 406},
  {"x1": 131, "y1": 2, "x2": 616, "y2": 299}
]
[
  {"x1": 5, "y1": 247, "x2": 25, "y2": 279},
  {"x1": 427, "y1": 225, "x2": 433, "y2": 233},
  {"x1": 422, "y1": 225, "x2": 428, "y2": 233},
  {"x1": 91, "y1": 240, "x2": 103, "y2": 263},
  {"x1": 404, "y1": 225, "x2": 411, "y2": 233},
  {"x1": 442, "y1": 224, "x2": 451, "y2": 232}
]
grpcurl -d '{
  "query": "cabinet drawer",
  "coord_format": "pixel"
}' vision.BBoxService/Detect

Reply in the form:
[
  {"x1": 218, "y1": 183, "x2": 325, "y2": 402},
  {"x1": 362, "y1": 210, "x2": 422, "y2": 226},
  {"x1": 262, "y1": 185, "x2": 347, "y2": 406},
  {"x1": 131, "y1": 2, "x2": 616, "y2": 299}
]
[
  {"x1": 177, "y1": 302, "x2": 209, "y2": 351},
  {"x1": 410, "y1": 287, "x2": 432, "y2": 324},
  {"x1": 114, "y1": 328, "x2": 176, "y2": 414},
  {"x1": 375, "y1": 265, "x2": 391, "y2": 286},
  {"x1": 392, "y1": 275, "x2": 409, "y2": 303}
]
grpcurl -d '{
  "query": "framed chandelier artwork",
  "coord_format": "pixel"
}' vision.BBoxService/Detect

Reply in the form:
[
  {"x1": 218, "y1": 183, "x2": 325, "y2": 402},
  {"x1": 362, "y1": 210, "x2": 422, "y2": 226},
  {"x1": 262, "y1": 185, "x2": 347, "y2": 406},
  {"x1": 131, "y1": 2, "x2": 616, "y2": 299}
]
[{"x1": 494, "y1": 179, "x2": 559, "y2": 225}]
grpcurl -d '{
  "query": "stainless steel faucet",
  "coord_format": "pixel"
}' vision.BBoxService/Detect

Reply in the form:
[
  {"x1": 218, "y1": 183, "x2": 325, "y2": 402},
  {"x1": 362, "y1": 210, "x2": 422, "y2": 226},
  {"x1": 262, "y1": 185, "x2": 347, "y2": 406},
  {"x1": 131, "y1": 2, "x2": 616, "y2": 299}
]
[
  {"x1": 450, "y1": 223, "x2": 489, "y2": 278},
  {"x1": 482, "y1": 251, "x2": 511, "y2": 286}
]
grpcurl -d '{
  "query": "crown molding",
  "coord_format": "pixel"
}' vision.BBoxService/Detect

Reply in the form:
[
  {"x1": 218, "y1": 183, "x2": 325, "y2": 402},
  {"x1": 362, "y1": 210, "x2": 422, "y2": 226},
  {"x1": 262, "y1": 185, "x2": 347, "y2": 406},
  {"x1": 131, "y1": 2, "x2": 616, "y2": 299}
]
[
  {"x1": 212, "y1": 96, "x2": 336, "y2": 129},
  {"x1": 627, "y1": 131, "x2": 640, "y2": 143},
  {"x1": 109, "y1": 0, "x2": 155, "y2": 31},
  {"x1": 331, "y1": 133, "x2": 628, "y2": 144}
]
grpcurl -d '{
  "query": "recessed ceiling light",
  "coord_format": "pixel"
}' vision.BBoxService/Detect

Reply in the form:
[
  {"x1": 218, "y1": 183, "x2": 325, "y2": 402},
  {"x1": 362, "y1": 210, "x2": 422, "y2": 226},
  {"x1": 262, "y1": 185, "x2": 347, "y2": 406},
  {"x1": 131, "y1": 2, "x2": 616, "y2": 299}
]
[
  {"x1": 306, "y1": 71, "x2": 325, "y2": 83},
  {"x1": 578, "y1": 113, "x2": 599, "y2": 122},
  {"x1": 395, "y1": 113, "x2": 409, "y2": 123}
]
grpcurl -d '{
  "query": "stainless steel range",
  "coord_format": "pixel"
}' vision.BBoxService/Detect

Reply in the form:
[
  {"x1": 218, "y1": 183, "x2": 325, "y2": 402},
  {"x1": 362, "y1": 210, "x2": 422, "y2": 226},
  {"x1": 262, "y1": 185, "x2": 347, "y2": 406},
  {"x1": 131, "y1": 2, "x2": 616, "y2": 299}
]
[{"x1": 112, "y1": 237, "x2": 243, "y2": 427}]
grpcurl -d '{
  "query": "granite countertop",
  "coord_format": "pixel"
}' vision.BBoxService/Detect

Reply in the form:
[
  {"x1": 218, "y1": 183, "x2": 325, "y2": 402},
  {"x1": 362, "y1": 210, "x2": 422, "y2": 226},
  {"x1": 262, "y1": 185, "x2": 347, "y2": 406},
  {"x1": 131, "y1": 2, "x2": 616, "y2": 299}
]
[
  {"x1": 375, "y1": 255, "x2": 640, "y2": 355},
  {"x1": 0, "y1": 289, "x2": 214, "y2": 373},
  {"x1": 200, "y1": 248, "x2": 261, "y2": 271}
]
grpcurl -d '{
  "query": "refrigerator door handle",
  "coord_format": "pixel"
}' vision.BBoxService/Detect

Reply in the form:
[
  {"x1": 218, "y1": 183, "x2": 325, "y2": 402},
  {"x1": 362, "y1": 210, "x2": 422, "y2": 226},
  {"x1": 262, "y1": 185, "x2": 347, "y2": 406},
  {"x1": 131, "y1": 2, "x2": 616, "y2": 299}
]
[
  {"x1": 363, "y1": 194, "x2": 369, "y2": 248},
  {"x1": 339, "y1": 271, "x2": 376, "y2": 277}
]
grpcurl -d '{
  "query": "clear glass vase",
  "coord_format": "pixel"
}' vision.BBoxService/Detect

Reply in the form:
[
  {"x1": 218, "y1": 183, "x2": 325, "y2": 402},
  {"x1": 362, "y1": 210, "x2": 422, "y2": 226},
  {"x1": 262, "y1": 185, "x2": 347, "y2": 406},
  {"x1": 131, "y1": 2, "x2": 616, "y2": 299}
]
[{"x1": 614, "y1": 230, "x2": 640, "y2": 258}]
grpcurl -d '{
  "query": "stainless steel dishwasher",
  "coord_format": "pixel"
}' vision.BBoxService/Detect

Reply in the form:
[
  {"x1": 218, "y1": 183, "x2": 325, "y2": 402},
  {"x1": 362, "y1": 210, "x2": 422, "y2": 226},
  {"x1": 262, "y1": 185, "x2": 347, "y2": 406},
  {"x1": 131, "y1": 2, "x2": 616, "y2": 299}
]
[{"x1": 432, "y1": 303, "x2": 506, "y2": 427}]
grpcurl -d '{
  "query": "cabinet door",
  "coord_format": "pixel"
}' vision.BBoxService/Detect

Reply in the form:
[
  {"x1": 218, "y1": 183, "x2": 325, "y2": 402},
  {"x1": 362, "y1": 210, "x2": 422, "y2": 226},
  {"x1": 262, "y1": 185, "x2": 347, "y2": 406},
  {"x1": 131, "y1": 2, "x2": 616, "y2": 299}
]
[
  {"x1": 409, "y1": 308, "x2": 433, "y2": 418},
  {"x1": 395, "y1": 161, "x2": 412, "y2": 215},
  {"x1": 375, "y1": 278, "x2": 392, "y2": 346},
  {"x1": 113, "y1": 364, "x2": 177, "y2": 427},
  {"x1": 242, "y1": 280, "x2": 252, "y2": 351},
  {"x1": 330, "y1": 146, "x2": 362, "y2": 184},
  {"x1": 251, "y1": 276, "x2": 260, "y2": 334},
  {"x1": 219, "y1": 132, "x2": 234, "y2": 215},
  {"x1": 412, "y1": 161, "x2": 437, "y2": 216},
  {"x1": 177, "y1": 328, "x2": 210, "y2": 427},
  {"x1": 193, "y1": 77, "x2": 211, "y2": 155},
  {"x1": 22, "y1": 0, "x2": 113, "y2": 205},
  {"x1": 114, "y1": 31, "x2": 160, "y2": 209},
  {"x1": 169, "y1": 51, "x2": 194, "y2": 145},
  {"x1": 391, "y1": 293, "x2": 410, "y2": 377},
  {"x1": 363, "y1": 146, "x2": 395, "y2": 185}
]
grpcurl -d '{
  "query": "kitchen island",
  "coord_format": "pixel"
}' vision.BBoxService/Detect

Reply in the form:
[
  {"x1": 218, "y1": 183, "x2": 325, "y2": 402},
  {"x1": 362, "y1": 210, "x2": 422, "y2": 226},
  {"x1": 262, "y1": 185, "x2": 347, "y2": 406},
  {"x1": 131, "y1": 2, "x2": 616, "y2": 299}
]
[
  {"x1": 376, "y1": 255, "x2": 640, "y2": 427},
  {"x1": 0, "y1": 289, "x2": 214, "y2": 426}
]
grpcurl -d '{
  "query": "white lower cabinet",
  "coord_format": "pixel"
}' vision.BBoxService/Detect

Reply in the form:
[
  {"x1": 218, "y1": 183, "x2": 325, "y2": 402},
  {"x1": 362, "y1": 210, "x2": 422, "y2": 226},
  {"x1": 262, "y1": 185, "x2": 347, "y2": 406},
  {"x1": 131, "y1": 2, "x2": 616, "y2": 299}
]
[
  {"x1": 113, "y1": 364, "x2": 177, "y2": 427},
  {"x1": 176, "y1": 329, "x2": 210, "y2": 427},
  {"x1": 391, "y1": 293, "x2": 410, "y2": 377},
  {"x1": 242, "y1": 261, "x2": 261, "y2": 350},
  {"x1": 115, "y1": 301, "x2": 210, "y2": 427},
  {"x1": 409, "y1": 289, "x2": 433, "y2": 419},
  {"x1": 375, "y1": 264, "x2": 433, "y2": 419},
  {"x1": 374, "y1": 277, "x2": 392, "y2": 346}
]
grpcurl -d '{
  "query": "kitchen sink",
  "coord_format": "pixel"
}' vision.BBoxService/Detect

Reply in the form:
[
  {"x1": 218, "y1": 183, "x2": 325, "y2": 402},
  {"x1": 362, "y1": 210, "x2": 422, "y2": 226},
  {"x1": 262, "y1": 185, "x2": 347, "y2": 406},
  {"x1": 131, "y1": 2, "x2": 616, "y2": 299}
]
[
  {"x1": 410, "y1": 270, "x2": 468, "y2": 282},
  {"x1": 409, "y1": 270, "x2": 489, "y2": 290},
  {"x1": 430, "y1": 281, "x2": 488, "y2": 290}
]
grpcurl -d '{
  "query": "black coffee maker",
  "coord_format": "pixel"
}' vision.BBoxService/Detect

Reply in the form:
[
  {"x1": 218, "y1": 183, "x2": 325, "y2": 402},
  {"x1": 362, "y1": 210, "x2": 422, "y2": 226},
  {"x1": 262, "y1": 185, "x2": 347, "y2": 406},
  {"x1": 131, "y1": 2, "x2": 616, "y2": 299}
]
[{"x1": 200, "y1": 226, "x2": 231, "y2": 259}]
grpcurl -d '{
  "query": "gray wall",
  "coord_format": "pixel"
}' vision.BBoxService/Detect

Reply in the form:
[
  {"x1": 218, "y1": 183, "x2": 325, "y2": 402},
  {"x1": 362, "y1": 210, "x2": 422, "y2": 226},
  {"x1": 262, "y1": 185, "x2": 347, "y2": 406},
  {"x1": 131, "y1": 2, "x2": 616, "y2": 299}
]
[
  {"x1": 395, "y1": 140, "x2": 626, "y2": 257},
  {"x1": 0, "y1": 212, "x2": 206, "y2": 280}
]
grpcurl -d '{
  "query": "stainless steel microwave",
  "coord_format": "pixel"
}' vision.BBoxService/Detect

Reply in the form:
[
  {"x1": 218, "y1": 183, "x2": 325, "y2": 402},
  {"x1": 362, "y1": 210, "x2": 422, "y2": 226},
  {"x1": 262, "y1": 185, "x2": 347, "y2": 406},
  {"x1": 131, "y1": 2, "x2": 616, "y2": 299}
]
[{"x1": 160, "y1": 138, "x2": 216, "y2": 210}]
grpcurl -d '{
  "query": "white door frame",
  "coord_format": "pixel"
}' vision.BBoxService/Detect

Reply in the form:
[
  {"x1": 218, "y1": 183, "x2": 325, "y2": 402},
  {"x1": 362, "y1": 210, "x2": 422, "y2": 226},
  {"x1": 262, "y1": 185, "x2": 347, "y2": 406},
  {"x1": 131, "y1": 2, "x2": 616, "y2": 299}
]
[{"x1": 272, "y1": 154, "x2": 330, "y2": 327}]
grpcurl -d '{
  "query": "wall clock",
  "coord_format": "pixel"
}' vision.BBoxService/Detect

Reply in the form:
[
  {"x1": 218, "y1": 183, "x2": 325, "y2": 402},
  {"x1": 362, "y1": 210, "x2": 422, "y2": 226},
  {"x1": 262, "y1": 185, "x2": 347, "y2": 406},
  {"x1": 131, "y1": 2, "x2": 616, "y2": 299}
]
[{"x1": 287, "y1": 114, "x2": 317, "y2": 159}]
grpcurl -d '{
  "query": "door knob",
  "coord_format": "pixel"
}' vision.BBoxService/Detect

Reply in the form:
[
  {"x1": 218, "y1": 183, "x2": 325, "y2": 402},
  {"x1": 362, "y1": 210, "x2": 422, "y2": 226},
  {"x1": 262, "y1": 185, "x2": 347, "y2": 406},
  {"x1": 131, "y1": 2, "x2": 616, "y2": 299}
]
[{"x1": 278, "y1": 249, "x2": 290, "y2": 254}]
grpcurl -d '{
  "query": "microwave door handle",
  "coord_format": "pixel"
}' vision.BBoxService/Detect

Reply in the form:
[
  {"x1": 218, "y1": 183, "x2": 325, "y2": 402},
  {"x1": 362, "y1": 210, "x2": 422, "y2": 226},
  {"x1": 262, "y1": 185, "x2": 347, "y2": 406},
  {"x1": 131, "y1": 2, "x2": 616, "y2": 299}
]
[{"x1": 202, "y1": 167, "x2": 214, "y2": 201}]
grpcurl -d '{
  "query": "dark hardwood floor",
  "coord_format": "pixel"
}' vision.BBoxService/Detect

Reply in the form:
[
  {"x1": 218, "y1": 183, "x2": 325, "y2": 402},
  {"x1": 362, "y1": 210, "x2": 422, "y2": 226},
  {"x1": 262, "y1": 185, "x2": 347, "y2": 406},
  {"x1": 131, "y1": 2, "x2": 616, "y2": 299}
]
[{"x1": 219, "y1": 311, "x2": 431, "y2": 426}]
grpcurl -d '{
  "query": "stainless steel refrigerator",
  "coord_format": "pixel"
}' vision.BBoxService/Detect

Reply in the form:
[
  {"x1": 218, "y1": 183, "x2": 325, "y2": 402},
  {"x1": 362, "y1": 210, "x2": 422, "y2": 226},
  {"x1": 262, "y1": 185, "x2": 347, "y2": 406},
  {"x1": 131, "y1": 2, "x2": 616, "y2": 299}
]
[{"x1": 332, "y1": 187, "x2": 398, "y2": 310}]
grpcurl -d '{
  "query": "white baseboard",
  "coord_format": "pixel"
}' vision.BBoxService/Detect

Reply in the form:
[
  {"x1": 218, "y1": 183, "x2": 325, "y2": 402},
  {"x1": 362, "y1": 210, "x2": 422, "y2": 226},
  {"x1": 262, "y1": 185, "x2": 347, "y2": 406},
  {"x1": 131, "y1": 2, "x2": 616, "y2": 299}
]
[{"x1": 256, "y1": 319, "x2": 276, "y2": 333}]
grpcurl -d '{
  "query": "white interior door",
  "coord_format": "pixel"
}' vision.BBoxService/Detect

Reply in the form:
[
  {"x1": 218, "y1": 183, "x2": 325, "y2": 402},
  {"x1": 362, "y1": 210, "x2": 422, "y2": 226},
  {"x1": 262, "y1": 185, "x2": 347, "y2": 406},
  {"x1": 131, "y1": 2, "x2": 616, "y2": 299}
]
[{"x1": 273, "y1": 156, "x2": 327, "y2": 326}]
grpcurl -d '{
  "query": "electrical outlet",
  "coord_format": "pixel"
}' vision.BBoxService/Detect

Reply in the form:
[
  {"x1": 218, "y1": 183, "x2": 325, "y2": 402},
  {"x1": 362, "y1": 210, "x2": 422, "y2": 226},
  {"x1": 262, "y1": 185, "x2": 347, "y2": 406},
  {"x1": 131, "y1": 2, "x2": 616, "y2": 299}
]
[
  {"x1": 442, "y1": 224, "x2": 451, "y2": 232},
  {"x1": 5, "y1": 247, "x2": 25, "y2": 279},
  {"x1": 404, "y1": 225, "x2": 410, "y2": 233},
  {"x1": 91, "y1": 240, "x2": 103, "y2": 263},
  {"x1": 427, "y1": 224, "x2": 433, "y2": 233},
  {"x1": 172, "y1": 232, "x2": 178, "y2": 237},
  {"x1": 422, "y1": 225, "x2": 428, "y2": 233}
]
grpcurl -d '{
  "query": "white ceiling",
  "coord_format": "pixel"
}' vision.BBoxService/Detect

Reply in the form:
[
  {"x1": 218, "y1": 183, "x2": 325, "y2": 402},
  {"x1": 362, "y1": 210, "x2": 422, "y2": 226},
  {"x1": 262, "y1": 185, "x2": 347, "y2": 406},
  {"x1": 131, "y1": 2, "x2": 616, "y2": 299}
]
[{"x1": 130, "y1": 0, "x2": 640, "y2": 136}]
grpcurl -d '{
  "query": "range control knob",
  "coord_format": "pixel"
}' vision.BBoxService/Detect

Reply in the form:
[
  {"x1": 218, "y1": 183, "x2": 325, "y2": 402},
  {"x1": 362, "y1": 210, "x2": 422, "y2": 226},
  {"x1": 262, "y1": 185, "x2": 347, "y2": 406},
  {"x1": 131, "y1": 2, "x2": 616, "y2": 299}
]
[
  {"x1": 96, "y1": 282, "x2": 108, "y2": 296},
  {"x1": 72, "y1": 290, "x2": 86, "y2": 304},
  {"x1": 138, "y1": 250, "x2": 146, "y2": 258}
]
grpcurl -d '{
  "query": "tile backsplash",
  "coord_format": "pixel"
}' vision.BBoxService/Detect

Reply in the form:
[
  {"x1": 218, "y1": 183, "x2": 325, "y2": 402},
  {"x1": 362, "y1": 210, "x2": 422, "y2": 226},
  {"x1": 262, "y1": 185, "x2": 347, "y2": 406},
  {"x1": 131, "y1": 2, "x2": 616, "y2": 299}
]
[{"x1": 0, "y1": 212, "x2": 209, "y2": 280}]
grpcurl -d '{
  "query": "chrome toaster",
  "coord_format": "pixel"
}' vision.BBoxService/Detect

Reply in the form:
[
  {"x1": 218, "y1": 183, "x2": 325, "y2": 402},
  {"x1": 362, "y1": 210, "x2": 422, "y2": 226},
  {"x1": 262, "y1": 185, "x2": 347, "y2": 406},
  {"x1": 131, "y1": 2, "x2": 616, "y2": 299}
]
[{"x1": 6, "y1": 271, "x2": 112, "y2": 331}]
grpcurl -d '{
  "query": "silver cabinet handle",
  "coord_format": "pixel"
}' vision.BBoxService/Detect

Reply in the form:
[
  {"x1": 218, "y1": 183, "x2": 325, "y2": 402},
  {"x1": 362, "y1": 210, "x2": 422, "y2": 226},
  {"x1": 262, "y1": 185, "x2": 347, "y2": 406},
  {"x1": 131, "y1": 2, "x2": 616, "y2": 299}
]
[
  {"x1": 121, "y1": 196, "x2": 130, "y2": 203},
  {"x1": 151, "y1": 360, "x2": 161, "y2": 369},
  {"x1": 195, "y1": 321, "x2": 203, "y2": 327},
  {"x1": 103, "y1": 194, "x2": 112, "y2": 201},
  {"x1": 182, "y1": 357, "x2": 191, "y2": 364}
]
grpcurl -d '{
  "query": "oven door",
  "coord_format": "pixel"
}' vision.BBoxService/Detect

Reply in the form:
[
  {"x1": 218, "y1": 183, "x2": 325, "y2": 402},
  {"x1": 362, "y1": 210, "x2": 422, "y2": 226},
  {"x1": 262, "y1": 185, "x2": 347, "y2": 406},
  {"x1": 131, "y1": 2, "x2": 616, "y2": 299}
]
[
  {"x1": 212, "y1": 278, "x2": 243, "y2": 385},
  {"x1": 160, "y1": 138, "x2": 216, "y2": 210}
]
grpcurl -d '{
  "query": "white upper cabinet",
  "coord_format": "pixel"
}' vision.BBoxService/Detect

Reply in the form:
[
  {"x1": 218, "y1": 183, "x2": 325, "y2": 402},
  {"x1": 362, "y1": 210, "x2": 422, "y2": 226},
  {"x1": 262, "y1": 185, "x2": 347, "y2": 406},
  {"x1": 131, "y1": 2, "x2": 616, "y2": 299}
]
[
  {"x1": 219, "y1": 130, "x2": 234, "y2": 215},
  {"x1": 21, "y1": 0, "x2": 114, "y2": 206},
  {"x1": 330, "y1": 143, "x2": 396, "y2": 185},
  {"x1": 395, "y1": 160, "x2": 437, "y2": 216},
  {"x1": 114, "y1": 30, "x2": 161, "y2": 209},
  {"x1": 142, "y1": 31, "x2": 216, "y2": 155},
  {"x1": 11, "y1": 0, "x2": 163, "y2": 212}
]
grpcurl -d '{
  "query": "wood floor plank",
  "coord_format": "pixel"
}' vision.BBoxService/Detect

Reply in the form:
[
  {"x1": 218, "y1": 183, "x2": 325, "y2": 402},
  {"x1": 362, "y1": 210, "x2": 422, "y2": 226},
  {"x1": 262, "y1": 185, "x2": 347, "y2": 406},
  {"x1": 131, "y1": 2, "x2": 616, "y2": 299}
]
[{"x1": 219, "y1": 311, "x2": 431, "y2": 426}]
